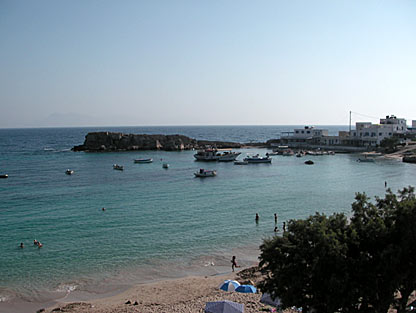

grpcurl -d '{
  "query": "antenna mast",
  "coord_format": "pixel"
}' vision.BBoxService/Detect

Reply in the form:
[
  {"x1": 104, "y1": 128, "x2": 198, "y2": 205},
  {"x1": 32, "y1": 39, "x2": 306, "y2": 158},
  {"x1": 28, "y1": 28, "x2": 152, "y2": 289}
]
[{"x1": 349, "y1": 110, "x2": 351, "y2": 136}]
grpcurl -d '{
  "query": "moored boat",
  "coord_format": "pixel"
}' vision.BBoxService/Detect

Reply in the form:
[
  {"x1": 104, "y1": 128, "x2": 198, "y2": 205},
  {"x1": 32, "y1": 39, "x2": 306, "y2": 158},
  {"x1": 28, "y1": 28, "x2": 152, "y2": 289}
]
[
  {"x1": 265, "y1": 152, "x2": 278, "y2": 156},
  {"x1": 304, "y1": 160, "x2": 314, "y2": 165},
  {"x1": 357, "y1": 158, "x2": 375, "y2": 163},
  {"x1": 243, "y1": 154, "x2": 272, "y2": 164},
  {"x1": 65, "y1": 169, "x2": 74, "y2": 175},
  {"x1": 194, "y1": 148, "x2": 240, "y2": 162},
  {"x1": 162, "y1": 163, "x2": 169, "y2": 169},
  {"x1": 0, "y1": 174, "x2": 8, "y2": 179},
  {"x1": 134, "y1": 158, "x2": 153, "y2": 163},
  {"x1": 113, "y1": 164, "x2": 124, "y2": 170},
  {"x1": 194, "y1": 169, "x2": 217, "y2": 177}
]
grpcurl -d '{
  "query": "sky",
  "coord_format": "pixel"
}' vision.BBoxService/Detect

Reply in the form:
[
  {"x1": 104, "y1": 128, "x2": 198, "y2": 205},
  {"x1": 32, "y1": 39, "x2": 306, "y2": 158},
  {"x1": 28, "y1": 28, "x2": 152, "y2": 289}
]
[{"x1": 0, "y1": 0, "x2": 415, "y2": 128}]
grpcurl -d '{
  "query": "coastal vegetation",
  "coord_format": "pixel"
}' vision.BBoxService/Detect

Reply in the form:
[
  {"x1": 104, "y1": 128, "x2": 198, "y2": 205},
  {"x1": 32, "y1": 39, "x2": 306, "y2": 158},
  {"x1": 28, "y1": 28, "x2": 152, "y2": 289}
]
[{"x1": 259, "y1": 187, "x2": 416, "y2": 313}]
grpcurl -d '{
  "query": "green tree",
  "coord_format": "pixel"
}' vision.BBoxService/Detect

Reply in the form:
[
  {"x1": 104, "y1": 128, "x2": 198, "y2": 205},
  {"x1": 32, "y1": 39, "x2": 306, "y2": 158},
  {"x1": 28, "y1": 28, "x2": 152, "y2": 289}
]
[
  {"x1": 259, "y1": 213, "x2": 351, "y2": 313},
  {"x1": 380, "y1": 137, "x2": 400, "y2": 152},
  {"x1": 258, "y1": 187, "x2": 416, "y2": 313}
]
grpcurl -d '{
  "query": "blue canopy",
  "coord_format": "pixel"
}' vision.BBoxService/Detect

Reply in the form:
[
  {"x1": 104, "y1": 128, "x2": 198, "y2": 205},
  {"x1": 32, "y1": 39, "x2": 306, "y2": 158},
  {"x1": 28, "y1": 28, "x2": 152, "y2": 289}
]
[{"x1": 235, "y1": 284, "x2": 257, "y2": 293}]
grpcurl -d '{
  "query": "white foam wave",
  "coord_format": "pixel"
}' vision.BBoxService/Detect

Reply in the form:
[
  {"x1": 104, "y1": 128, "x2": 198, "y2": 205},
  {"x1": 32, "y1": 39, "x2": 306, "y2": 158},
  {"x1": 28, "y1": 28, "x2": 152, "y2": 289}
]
[{"x1": 56, "y1": 283, "x2": 78, "y2": 294}]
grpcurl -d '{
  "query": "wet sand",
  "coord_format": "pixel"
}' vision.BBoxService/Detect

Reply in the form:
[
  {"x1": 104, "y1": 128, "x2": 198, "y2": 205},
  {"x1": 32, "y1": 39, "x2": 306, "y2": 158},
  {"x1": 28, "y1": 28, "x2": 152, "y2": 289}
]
[{"x1": 38, "y1": 268, "x2": 287, "y2": 313}]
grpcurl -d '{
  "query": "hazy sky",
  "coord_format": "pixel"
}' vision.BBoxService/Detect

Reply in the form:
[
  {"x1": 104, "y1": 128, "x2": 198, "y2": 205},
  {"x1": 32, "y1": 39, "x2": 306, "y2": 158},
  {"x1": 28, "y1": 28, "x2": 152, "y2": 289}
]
[{"x1": 1, "y1": 0, "x2": 415, "y2": 128}]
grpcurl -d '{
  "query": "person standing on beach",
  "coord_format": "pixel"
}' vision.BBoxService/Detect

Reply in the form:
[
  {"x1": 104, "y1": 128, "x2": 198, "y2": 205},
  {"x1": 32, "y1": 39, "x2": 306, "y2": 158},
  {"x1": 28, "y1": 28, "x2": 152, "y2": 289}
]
[
  {"x1": 231, "y1": 256, "x2": 240, "y2": 272},
  {"x1": 283, "y1": 222, "x2": 286, "y2": 232}
]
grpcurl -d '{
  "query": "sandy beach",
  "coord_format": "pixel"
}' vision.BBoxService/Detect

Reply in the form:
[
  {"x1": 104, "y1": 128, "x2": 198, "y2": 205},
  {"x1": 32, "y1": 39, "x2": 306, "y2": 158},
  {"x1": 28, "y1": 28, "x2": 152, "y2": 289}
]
[{"x1": 35, "y1": 267, "x2": 283, "y2": 313}]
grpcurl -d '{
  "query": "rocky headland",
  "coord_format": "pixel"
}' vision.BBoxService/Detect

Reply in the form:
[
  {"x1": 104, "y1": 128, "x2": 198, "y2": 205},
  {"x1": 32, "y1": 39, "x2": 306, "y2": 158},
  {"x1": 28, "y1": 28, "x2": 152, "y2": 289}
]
[{"x1": 72, "y1": 132, "x2": 242, "y2": 152}]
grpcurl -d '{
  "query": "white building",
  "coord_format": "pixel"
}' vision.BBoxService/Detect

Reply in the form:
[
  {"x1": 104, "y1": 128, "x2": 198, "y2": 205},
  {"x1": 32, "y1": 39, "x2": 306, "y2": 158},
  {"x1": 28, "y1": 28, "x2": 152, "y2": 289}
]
[
  {"x1": 279, "y1": 115, "x2": 409, "y2": 148},
  {"x1": 350, "y1": 115, "x2": 407, "y2": 146}
]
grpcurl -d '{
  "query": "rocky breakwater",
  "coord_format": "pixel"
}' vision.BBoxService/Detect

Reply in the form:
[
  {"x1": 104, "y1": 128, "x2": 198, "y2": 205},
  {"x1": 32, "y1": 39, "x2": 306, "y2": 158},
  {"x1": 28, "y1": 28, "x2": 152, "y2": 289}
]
[{"x1": 72, "y1": 132, "x2": 241, "y2": 152}]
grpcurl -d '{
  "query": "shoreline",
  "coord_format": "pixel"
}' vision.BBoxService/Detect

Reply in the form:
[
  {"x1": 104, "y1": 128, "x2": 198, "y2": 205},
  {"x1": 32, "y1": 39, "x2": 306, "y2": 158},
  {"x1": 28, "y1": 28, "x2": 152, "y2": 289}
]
[
  {"x1": 0, "y1": 245, "x2": 262, "y2": 313},
  {"x1": 1, "y1": 264, "x2": 263, "y2": 313}
]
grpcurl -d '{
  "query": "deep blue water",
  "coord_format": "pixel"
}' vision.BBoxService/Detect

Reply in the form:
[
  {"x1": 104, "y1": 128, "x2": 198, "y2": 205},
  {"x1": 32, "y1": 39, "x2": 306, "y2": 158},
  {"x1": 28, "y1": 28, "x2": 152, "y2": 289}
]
[{"x1": 0, "y1": 126, "x2": 415, "y2": 309}]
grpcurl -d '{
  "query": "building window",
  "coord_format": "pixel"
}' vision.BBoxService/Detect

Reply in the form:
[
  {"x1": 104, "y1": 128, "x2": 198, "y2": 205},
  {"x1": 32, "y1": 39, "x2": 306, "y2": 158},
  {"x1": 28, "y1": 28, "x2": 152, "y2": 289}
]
[
  {"x1": 307, "y1": 131, "x2": 310, "y2": 134},
  {"x1": 389, "y1": 133, "x2": 392, "y2": 135},
  {"x1": 301, "y1": 131, "x2": 304, "y2": 134},
  {"x1": 296, "y1": 131, "x2": 299, "y2": 133},
  {"x1": 379, "y1": 133, "x2": 382, "y2": 136}
]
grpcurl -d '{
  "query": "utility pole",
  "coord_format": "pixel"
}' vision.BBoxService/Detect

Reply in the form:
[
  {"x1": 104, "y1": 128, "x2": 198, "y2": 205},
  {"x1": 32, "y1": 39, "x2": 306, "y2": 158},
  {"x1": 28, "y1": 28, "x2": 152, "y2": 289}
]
[{"x1": 349, "y1": 111, "x2": 351, "y2": 136}]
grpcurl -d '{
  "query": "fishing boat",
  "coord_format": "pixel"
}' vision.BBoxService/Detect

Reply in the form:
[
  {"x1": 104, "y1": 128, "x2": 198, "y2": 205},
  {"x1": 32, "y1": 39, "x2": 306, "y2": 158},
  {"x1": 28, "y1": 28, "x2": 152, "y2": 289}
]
[
  {"x1": 0, "y1": 174, "x2": 8, "y2": 179},
  {"x1": 65, "y1": 169, "x2": 74, "y2": 175},
  {"x1": 265, "y1": 152, "x2": 279, "y2": 156},
  {"x1": 243, "y1": 154, "x2": 272, "y2": 164},
  {"x1": 194, "y1": 169, "x2": 217, "y2": 177},
  {"x1": 194, "y1": 148, "x2": 240, "y2": 162},
  {"x1": 113, "y1": 164, "x2": 124, "y2": 170},
  {"x1": 134, "y1": 158, "x2": 153, "y2": 163},
  {"x1": 162, "y1": 163, "x2": 169, "y2": 169}
]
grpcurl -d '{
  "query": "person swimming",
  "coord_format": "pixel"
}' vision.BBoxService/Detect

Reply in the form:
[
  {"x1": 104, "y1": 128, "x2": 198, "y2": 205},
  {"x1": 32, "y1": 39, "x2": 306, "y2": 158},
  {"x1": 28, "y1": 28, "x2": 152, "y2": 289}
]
[
  {"x1": 20, "y1": 242, "x2": 24, "y2": 248},
  {"x1": 34, "y1": 239, "x2": 38, "y2": 245}
]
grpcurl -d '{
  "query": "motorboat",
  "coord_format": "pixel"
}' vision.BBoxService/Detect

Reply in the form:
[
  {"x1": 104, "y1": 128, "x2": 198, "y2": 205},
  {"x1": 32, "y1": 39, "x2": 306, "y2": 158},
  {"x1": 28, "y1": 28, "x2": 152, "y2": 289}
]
[
  {"x1": 194, "y1": 148, "x2": 240, "y2": 162},
  {"x1": 357, "y1": 158, "x2": 375, "y2": 163},
  {"x1": 234, "y1": 160, "x2": 248, "y2": 165},
  {"x1": 65, "y1": 169, "x2": 74, "y2": 175},
  {"x1": 194, "y1": 169, "x2": 217, "y2": 177},
  {"x1": 265, "y1": 152, "x2": 278, "y2": 156},
  {"x1": 0, "y1": 174, "x2": 8, "y2": 179},
  {"x1": 134, "y1": 158, "x2": 153, "y2": 163},
  {"x1": 282, "y1": 149, "x2": 294, "y2": 156},
  {"x1": 113, "y1": 164, "x2": 124, "y2": 170},
  {"x1": 162, "y1": 163, "x2": 169, "y2": 169},
  {"x1": 218, "y1": 150, "x2": 241, "y2": 162},
  {"x1": 243, "y1": 154, "x2": 272, "y2": 164},
  {"x1": 304, "y1": 160, "x2": 314, "y2": 165}
]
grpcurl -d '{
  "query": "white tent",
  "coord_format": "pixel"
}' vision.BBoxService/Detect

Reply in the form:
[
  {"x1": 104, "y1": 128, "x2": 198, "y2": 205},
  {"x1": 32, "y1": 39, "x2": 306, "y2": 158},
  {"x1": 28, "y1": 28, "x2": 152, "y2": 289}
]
[{"x1": 205, "y1": 300, "x2": 244, "y2": 313}]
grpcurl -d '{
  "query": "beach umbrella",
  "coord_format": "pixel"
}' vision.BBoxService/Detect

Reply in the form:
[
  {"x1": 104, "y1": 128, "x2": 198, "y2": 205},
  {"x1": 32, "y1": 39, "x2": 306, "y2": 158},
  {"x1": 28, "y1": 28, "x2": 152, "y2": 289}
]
[
  {"x1": 205, "y1": 300, "x2": 244, "y2": 313},
  {"x1": 219, "y1": 279, "x2": 240, "y2": 292},
  {"x1": 235, "y1": 284, "x2": 257, "y2": 293}
]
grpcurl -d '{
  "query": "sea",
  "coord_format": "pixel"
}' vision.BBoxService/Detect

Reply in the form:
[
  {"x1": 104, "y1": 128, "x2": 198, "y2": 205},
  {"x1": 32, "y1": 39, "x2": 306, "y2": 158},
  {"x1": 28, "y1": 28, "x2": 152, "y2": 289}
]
[{"x1": 1, "y1": 125, "x2": 415, "y2": 312}]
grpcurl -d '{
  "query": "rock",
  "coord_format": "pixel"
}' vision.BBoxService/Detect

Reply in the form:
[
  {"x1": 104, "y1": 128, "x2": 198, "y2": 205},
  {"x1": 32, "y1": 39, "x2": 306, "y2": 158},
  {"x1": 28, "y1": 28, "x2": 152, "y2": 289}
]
[
  {"x1": 72, "y1": 132, "x2": 242, "y2": 152},
  {"x1": 125, "y1": 300, "x2": 131, "y2": 304},
  {"x1": 36, "y1": 309, "x2": 45, "y2": 313},
  {"x1": 403, "y1": 156, "x2": 416, "y2": 163}
]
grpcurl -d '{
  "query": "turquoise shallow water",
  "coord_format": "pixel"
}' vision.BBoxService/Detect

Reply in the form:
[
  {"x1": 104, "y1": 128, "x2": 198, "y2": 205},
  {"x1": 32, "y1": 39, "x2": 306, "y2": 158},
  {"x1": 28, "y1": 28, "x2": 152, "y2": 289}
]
[{"x1": 0, "y1": 126, "x2": 415, "y2": 308}]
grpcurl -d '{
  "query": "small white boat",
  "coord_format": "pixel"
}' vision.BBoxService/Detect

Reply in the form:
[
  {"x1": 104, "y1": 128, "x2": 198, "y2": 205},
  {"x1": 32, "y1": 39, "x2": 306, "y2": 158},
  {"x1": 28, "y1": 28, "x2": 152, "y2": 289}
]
[
  {"x1": 243, "y1": 154, "x2": 272, "y2": 164},
  {"x1": 162, "y1": 163, "x2": 169, "y2": 169},
  {"x1": 113, "y1": 164, "x2": 124, "y2": 170},
  {"x1": 234, "y1": 160, "x2": 248, "y2": 165},
  {"x1": 194, "y1": 169, "x2": 217, "y2": 177},
  {"x1": 134, "y1": 158, "x2": 153, "y2": 163},
  {"x1": 65, "y1": 169, "x2": 74, "y2": 175}
]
